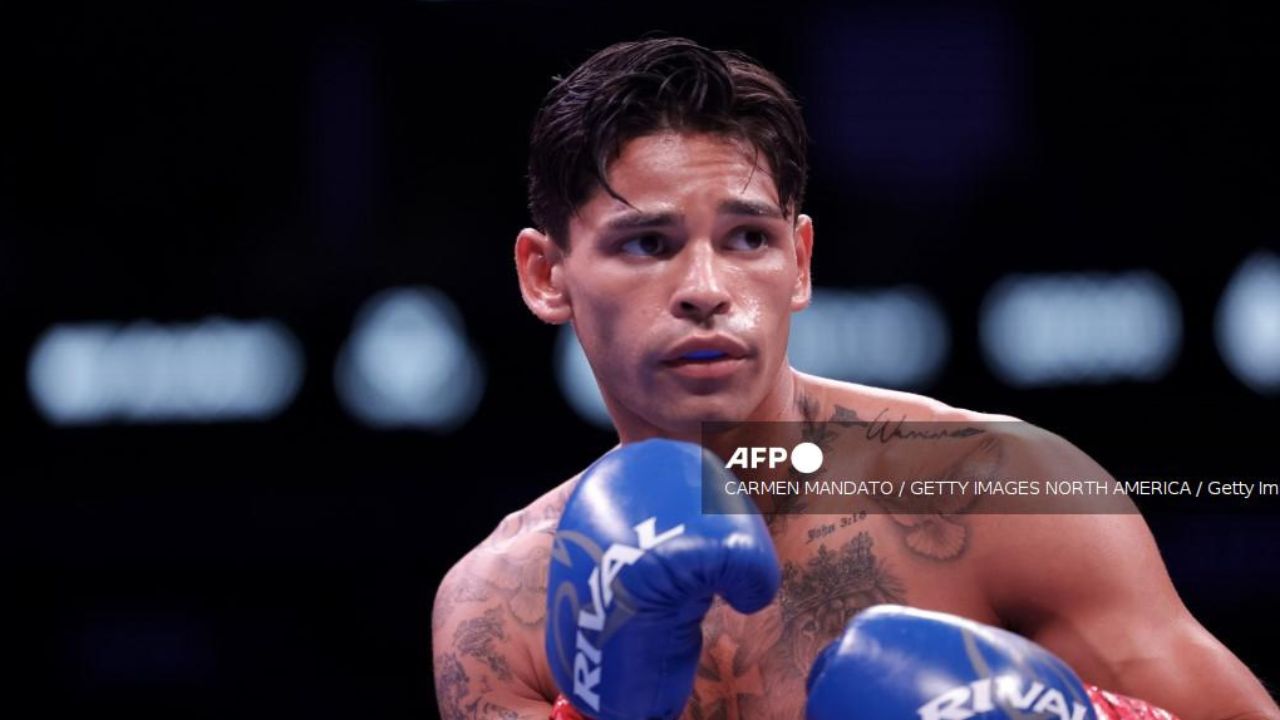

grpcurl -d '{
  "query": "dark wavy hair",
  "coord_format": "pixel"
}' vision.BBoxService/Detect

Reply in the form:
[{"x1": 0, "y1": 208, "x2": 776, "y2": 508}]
[{"x1": 527, "y1": 37, "x2": 809, "y2": 247}]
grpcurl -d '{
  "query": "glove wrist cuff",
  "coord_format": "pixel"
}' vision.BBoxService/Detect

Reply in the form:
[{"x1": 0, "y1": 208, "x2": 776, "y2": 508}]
[{"x1": 551, "y1": 694, "x2": 589, "y2": 720}]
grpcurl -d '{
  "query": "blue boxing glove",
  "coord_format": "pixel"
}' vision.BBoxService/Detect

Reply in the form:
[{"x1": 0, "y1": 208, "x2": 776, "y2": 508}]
[
  {"x1": 807, "y1": 605, "x2": 1096, "y2": 720},
  {"x1": 546, "y1": 439, "x2": 781, "y2": 720}
]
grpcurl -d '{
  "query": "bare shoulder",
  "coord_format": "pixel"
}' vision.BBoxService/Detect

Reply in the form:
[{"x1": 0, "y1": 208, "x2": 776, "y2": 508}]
[
  {"x1": 835, "y1": 385, "x2": 1178, "y2": 626},
  {"x1": 802, "y1": 369, "x2": 1145, "y2": 560},
  {"x1": 796, "y1": 370, "x2": 1018, "y2": 424},
  {"x1": 431, "y1": 476, "x2": 579, "y2": 715},
  {"x1": 899, "y1": 398, "x2": 1175, "y2": 635},
  {"x1": 806, "y1": 372, "x2": 1111, "y2": 476},
  {"x1": 484, "y1": 476, "x2": 579, "y2": 552},
  {"x1": 434, "y1": 474, "x2": 578, "y2": 635},
  {"x1": 799, "y1": 371, "x2": 1032, "y2": 471}
]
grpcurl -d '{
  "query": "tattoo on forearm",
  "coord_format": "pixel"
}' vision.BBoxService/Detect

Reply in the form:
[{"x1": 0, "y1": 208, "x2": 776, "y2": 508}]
[
  {"x1": 436, "y1": 652, "x2": 524, "y2": 720},
  {"x1": 455, "y1": 607, "x2": 514, "y2": 682},
  {"x1": 436, "y1": 652, "x2": 470, "y2": 720}
]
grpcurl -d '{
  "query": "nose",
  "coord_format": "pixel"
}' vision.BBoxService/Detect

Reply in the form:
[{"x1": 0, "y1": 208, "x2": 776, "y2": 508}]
[{"x1": 670, "y1": 241, "x2": 731, "y2": 325}]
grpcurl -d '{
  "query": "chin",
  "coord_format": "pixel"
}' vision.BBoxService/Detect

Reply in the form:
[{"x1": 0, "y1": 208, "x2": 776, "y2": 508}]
[{"x1": 654, "y1": 396, "x2": 751, "y2": 429}]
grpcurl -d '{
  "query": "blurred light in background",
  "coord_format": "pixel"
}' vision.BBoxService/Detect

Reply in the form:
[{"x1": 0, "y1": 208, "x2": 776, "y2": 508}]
[
  {"x1": 28, "y1": 318, "x2": 303, "y2": 424},
  {"x1": 335, "y1": 286, "x2": 483, "y2": 430},
  {"x1": 555, "y1": 326, "x2": 612, "y2": 429},
  {"x1": 788, "y1": 286, "x2": 949, "y2": 388},
  {"x1": 980, "y1": 271, "x2": 1182, "y2": 387},
  {"x1": 1216, "y1": 251, "x2": 1280, "y2": 394}
]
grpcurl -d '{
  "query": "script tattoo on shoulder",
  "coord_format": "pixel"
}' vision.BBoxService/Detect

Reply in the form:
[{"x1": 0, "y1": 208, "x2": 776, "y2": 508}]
[{"x1": 862, "y1": 407, "x2": 985, "y2": 444}]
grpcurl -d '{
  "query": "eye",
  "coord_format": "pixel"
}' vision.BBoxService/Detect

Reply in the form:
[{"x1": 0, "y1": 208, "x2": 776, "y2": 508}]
[
  {"x1": 727, "y1": 228, "x2": 771, "y2": 251},
  {"x1": 620, "y1": 233, "x2": 668, "y2": 257}
]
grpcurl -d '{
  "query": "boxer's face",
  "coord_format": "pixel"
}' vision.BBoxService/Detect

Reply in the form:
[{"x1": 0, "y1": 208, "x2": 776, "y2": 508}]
[{"x1": 526, "y1": 131, "x2": 813, "y2": 438}]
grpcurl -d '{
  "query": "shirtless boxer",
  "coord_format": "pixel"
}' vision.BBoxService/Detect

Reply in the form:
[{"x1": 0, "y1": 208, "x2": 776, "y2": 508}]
[{"x1": 431, "y1": 37, "x2": 1278, "y2": 720}]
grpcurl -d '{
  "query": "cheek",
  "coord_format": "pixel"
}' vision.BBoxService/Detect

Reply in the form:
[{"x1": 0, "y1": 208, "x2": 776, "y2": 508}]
[
  {"x1": 571, "y1": 278, "x2": 656, "y2": 364},
  {"x1": 568, "y1": 256, "x2": 674, "y2": 326},
  {"x1": 735, "y1": 264, "x2": 798, "y2": 337},
  {"x1": 565, "y1": 264, "x2": 623, "y2": 342}
]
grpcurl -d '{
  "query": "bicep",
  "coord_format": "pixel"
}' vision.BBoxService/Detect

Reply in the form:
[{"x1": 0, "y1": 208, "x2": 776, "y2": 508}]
[
  {"x1": 432, "y1": 558, "x2": 554, "y2": 720},
  {"x1": 1035, "y1": 609, "x2": 1276, "y2": 720},
  {"x1": 988, "y1": 512, "x2": 1276, "y2": 720}
]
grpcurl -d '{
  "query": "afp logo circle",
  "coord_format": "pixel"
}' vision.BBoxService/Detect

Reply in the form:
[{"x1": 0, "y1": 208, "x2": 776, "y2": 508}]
[{"x1": 725, "y1": 442, "x2": 824, "y2": 474}]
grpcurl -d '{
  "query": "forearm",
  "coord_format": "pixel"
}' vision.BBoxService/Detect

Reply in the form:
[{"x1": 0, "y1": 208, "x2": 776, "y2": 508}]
[{"x1": 434, "y1": 648, "x2": 553, "y2": 720}]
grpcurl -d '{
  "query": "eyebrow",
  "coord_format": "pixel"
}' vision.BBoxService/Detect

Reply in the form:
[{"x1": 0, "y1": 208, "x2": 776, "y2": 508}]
[
  {"x1": 600, "y1": 198, "x2": 786, "y2": 232},
  {"x1": 718, "y1": 198, "x2": 786, "y2": 219}
]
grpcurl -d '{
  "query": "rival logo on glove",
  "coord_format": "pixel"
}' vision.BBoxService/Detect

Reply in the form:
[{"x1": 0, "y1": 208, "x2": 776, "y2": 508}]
[
  {"x1": 570, "y1": 517, "x2": 686, "y2": 712},
  {"x1": 919, "y1": 673, "x2": 1092, "y2": 720}
]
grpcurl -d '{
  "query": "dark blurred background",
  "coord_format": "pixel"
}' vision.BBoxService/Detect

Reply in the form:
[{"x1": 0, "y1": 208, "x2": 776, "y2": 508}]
[{"x1": 4, "y1": 0, "x2": 1277, "y2": 716}]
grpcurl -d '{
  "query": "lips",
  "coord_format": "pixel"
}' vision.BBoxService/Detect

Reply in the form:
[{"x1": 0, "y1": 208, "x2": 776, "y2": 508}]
[
  {"x1": 682, "y1": 349, "x2": 729, "y2": 361},
  {"x1": 660, "y1": 336, "x2": 751, "y2": 380},
  {"x1": 661, "y1": 335, "x2": 750, "y2": 365}
]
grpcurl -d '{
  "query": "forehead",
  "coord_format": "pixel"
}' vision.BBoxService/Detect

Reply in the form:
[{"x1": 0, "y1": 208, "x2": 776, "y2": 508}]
[{"x1": 589, "y1": 131, "x2": 782, "y2": 214}]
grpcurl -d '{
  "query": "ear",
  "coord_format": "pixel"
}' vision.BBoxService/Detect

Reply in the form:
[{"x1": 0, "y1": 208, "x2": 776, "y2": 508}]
[
  {"x1": 515, "y1": 227, "x2": 572, "y2": 324},
  {"x1": 790, "y1": 213, "x2": 814, "y2": 311}
]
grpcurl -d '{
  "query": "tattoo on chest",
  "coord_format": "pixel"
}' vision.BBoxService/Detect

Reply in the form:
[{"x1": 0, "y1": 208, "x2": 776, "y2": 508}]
[
  {"x1": 777, "y1": 534, "x2": 907, "y2": 675},
  {"x1": 886, "y1": 513, "x2": 971, "y2": 561},
  {"x1": 689, "y1": 532, "x2": 906, "y2": 719},
  {"x1": 805, "y1": 512, "x2": 868, "y2": 544},
  {"x1": 786, "y1": 394, "x2": 999, "y2": 562}
]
